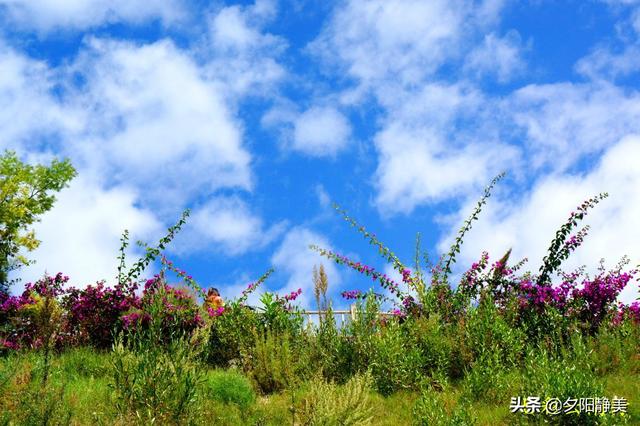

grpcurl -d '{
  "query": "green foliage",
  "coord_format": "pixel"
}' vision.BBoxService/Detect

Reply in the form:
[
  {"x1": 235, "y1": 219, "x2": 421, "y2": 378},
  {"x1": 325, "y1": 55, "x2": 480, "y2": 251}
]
[
  {"x1": 203, "y1": 369, "x2": 256, "y2": 411},
  {"x1": 519, "y1": 347, "x2": 605, "y2": 425},
  {"x1": 463, "y1": 297, "x2": 526, "y2": 368},
  {"x1": 412, "y1": 390, "x2": 477, "y2": 426},
  {"x1": 111, "y1": 334, "x2": 204, "y2": 424},
  {"x1": 12, "y1": 381, "x2": 73, "y2": 426},
  {"x1": 462, "y1": 352, "x2": 513, "y2": 403},
  {"x1": 311, "y1": 304, "x2": 344, "y2": 382},
  {"x1": 298, "y1": 371, "x2": 374, "y2": 426},
  {"x1": 207, "y1": 304, "x2": 259, "y2": 367},
  {"x1": 0, "y1": 150, "x2": 76, "y2": 289},
  {"x1": 537, "y1": 193, "x2": 608, "y2": 286},
  {"x1": 117, "y1": 209, "x2": 190, "y2": 286},
  {"x1": 369, "y1": 322, "x2": 423, "y2": 396},
  {"x1": 409, "y1": 315, "x2": 457, "y2": 381},
  {"x1": 586, "y1": 320, "x2": 640, "y2": 376},
  {"x1": 110, "y1": 285, "x2": 207, "y2": 424},
  {"x1": 246, "y1": 329, "x2": 299, "y2": 394},
  {"x1": 57, "y1": 347, "x2": 112, "y2": 380},
  {"x1": 441, "y1": 172, "x2": 505, "y2": 281},
  {"x1": 257, "y1": 291, "x2": 304, "y2": 334}
]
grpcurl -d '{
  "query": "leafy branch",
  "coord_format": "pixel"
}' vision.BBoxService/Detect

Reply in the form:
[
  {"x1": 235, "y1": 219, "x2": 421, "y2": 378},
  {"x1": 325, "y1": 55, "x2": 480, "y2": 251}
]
[
  {"x1": 441, "y1": 172, "x2": 505, "y2": 281},
  {"x1": 537, "y1": 193, "x2": 608, "y2": 286},
  {"x1": 117, "y1": 209, "x2": 190, "y2": 287},
  {"x1": 332, "y1": 203, "x2": 409, "y2": 279}
]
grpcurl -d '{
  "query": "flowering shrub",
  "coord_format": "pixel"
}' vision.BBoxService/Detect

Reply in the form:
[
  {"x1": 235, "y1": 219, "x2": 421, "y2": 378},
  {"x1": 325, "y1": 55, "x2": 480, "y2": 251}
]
[
  {"x1": 122, "y1": 275, "x2": 203, "y2": 341},
  {"x1": 0, "y1": 273, "x2": 68, "y2": 351},
  {"x1": 615, "y1": 301, "x2": 640, "y2": 325},
  {"x1": 62, "y1": 280, "x2": 140, "y2": 348},
  {"x1": 312, "y1": 177, "x2": 639, "y2": 346},
  {"x1": 206, "y1": 269, "x2": 273, "y2": 367}
]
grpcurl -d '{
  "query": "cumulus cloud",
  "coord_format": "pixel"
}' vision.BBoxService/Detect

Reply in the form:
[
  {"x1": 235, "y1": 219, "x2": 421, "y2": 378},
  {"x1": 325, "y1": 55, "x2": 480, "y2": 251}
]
[
  {"x1": 174, "y1": 196, "x2": 286, "y2": 256},
  {"x1": 576, "y1": 45, "x2": 640, "y2": 80},
  {"x1": 68, "y1": 38, "x2": 252, "y2": 208},
  {"x1": 437, "y1": 136, "x2": 640, "y2": 303},
  {"x1": 16, "y1": 175, "x2": 162, "y2": 287},
  {"x1": 0, "y1": 0, "x2": 185, "y2": 31},
  {"x1": 373, "y1": 124, "x2": 516, "y2": 213},
  {"x1": 270, "y1": 227, "x2": 343, "y2": 309},
  {"x1": 310, "y1": 0, "x2": 516, "y2": 212},
  {"x1": 312, "y1": 0, "x2": 467, "y2": 89},
  {"x1": 0, "y1": 1, "x2": 291, "y2": 280},
  {"x1": 372, "y1": 82, "x2": 519, "y2": 213},
  {"x1": 0, "y1": 43, "x2": 82, "y2": 152},
  {"x1": 464, "y1": 31, "x2": 526, "y2": 83},
  {"x1": 509, "y1": 82, "x2": 640, "y2": 171},
  {"x1": 205, "y1": 0, "x2": 286, "y2": 98},
  {"x1": 291, "y1": 107, "x2": 351, "y2": 157}
]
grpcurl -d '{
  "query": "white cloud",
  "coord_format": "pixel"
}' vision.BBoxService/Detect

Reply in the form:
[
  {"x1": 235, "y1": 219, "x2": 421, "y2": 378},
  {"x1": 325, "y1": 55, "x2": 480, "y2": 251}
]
[
  {"x1": 465, "y1": 31, "x2": 526, "y2": 83},
  {"x1": 205, "y1": 0, "x2": 286, "y2": 98},
  {"x1": 312, "y1": 0, "x2": 465, "y2": 88},
  {"x1": 270, "y1": 227, "x2": 343, "y2": 309},
  {"x1": 291, "y1": 106, "x2": 351, "y2": 157},
  {"x1": 174, "y1": 196, "x2": 286, "y2": 256},
  {"x1": 0, "y1": 43, "x2": 82, "y2": 152},
  {"x1": 576, "y1": 45, "x2": 640, "y2": 80},
  {"x1": 311, "y1": 0, "x2": 515, "y2": 212},
  {"x1": 373, "y1": 123, "x2": 515, "y2": 213},
  {"x1": 438, "y1": 136, "x2": 640, "y2": 303},
  {"x1": 0, "y1": 0, "x2": 185, "y2": 31},
  {"x1": 15, "y1": 175, "x2": 162, "y2": 287},
  {"x1": 69, "y1": 38, "x2": 252, "y2": 207},
  {"x1": 372, "y1": 83, "x2": 519, "y2": 213},
  {"x1": 209, "y1": 0, "x2": 276, "y2": 51},
  {"x1": 0, "y1": 16, "x2": 289, "y2": 269},
  {"x1": 509, "y1": 82, "x2": 640, "y2": 171},
  {"x1": 315, "y1": 184, "x2": 330, "y2": 208},
  {"x1": 312, "y1": 0, "x2": 506, "y2": 92}
]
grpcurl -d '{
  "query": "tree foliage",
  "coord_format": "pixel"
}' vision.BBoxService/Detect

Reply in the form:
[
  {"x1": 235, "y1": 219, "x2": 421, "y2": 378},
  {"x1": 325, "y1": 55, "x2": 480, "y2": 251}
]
[{"x1": 0, "y1": 150, "x2": 76, "y2": 291}]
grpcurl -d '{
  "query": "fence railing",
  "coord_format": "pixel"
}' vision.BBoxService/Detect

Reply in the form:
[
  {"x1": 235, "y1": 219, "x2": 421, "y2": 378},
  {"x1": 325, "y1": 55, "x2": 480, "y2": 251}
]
[{"x1": 301, "y1": 305, "x2": 395, "y2": 326}]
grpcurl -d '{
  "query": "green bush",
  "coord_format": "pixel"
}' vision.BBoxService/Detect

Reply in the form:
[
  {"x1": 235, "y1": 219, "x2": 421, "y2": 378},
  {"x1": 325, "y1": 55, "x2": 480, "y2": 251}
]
[
  {"x1": 519, "y1": 347, "x2": 605, "y2": 425},
  {"x1": 462, "y1": 352, "x2": 513, "y2": 403},
  {"x1": 586, "y1": 320, "x2": 640, "y2": 376},
  {"x1": 369, "y1": 321, "x2": 423, "y2": 396},
  {"x1": 207, "y1": 304, "x2": 258, "y2": 368},
  {"x1": 412, "y1": 390, "x2": 477, "y2": 426},
  {"x1": 246, "y1": 329, "x2": 298, "y2": 394},
  {"x1": 464, "y1": 298, "x2": 525, "y2": 369},
  {"x1": 203, "y1": 369, "x2": 256, "y2": 410},
  {"x1": 323, "y1": 295, "x2": 380, "y2": 385},
  {"x1": 409, "y1": 315, "x2": 457, "y2": 380},
  {"x1": 298, "y1": 371, "x2": 374, "y2": 426},
  {"x1": 111, "y1": 333, "x2": 205, "y2": 424}
]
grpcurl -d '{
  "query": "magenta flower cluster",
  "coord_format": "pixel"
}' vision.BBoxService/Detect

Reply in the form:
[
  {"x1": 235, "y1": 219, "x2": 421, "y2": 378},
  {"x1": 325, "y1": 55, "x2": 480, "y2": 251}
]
[
  {"x1": 0, "y1": 272, "x2": 205, "y2": 351},
  {"x1": 341, "y1": 290, "x2": 363, "y2": 300},
  {"x1": 207, "y1": 306, "x2": 225, "y2": 317},
  {"x1": 313, "y1": 247, "x2": 404, "y2": 299},
  {"x1": 63, "y1": 280, "x2": 141, "y2": 348},
  {"x1": 613, "y1": 301, "x2": 640, "y2": 325},
  {"x1": 0, "y1": 273, "x2": 71, "y2": 350},
  {"x1": 282, "y1": 288, "x2": 302, "y2": 302},
  {"x1": 460, "y1": 249, "x2": 638, "y2": 331}
]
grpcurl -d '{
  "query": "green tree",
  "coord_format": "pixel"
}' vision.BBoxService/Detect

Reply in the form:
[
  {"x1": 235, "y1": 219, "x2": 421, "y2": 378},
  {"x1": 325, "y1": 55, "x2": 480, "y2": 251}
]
[{"x1": 0, "y1": 151, "x2": 76, "y2": 291}]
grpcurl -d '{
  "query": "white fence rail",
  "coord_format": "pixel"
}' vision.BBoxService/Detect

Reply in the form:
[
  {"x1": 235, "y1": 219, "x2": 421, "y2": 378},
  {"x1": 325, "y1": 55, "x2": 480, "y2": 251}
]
[{"x1": 301, "y1": 305, "x2": 394, "y2": 326}]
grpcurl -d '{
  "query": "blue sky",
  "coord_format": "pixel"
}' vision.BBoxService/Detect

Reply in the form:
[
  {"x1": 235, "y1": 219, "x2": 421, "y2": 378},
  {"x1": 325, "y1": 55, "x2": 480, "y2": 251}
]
[{"x1": 2, "y1": 0, "x2": 640, "y2": 307}]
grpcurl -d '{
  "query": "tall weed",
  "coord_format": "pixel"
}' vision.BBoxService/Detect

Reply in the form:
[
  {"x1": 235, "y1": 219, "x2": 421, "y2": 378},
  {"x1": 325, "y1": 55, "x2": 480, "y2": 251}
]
[{"x1": 298, "y1": 371, "x2": 374, "y2": 426}]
